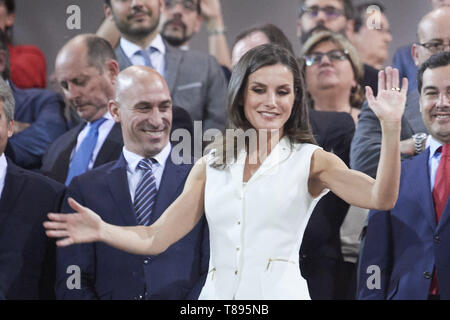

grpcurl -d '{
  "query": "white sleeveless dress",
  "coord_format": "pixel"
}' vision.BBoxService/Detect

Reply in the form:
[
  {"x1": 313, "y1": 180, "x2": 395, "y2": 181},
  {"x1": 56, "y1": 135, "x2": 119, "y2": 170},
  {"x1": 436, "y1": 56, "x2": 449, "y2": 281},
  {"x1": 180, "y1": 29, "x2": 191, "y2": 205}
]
[{"x1": 199, "y1": 137, "x2": 328, "y2": 300}]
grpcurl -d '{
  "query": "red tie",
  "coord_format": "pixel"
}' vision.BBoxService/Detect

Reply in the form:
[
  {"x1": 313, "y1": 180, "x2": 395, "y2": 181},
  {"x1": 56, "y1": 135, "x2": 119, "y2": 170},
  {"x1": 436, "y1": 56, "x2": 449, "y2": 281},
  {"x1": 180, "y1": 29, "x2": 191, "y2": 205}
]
[{"x1": 430, "y1": 144, "x2": 450, "y2": 295}]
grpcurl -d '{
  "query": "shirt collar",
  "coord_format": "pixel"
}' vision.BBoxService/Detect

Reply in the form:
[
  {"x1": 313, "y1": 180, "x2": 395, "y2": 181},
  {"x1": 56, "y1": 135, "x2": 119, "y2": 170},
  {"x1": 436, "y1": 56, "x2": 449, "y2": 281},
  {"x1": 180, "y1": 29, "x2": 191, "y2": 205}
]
[
  {"x1": 123, "y1": 142, "x2": 172, "y2": 174},
  {"x1": 429, "y1": 136, "x2": 444, "y2": 159},
  {"x1": 0, "y1": 153, "x2": 8, "y2": 184},
  {"x1": 120, "y1": 33, "x2": 166, "y2": 59}
]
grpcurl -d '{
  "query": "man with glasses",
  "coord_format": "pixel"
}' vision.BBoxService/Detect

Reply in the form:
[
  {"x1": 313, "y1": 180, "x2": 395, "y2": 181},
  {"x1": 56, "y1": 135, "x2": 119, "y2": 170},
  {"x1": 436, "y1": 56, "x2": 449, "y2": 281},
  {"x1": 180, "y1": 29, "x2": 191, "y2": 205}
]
[
  {"x1": 351, "y1": 7, "x2": 450, "y2": 178},
  {"x1": 394, "y1": 0, "x2": 450, "y2": 92},
  {"x1": 103, "y1": 0, "x2": 227, "y2": 134},
  {"x1": 297, "y1": 0, "x2": 354, "y2": 44}
]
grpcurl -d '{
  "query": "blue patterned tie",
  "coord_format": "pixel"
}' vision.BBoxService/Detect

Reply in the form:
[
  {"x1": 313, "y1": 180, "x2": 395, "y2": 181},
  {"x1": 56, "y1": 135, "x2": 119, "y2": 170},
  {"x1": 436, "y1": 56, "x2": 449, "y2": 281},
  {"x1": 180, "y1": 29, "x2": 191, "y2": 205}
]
[
  {"x1": 134, "y1": 159, "x2": 158, "y2": 226},
  {"x1": 65, "y1": 118, "x2": 107, "y2": 186},
  {"x1": 139, "y1": 48, "x2": 154, "y2": 69}
]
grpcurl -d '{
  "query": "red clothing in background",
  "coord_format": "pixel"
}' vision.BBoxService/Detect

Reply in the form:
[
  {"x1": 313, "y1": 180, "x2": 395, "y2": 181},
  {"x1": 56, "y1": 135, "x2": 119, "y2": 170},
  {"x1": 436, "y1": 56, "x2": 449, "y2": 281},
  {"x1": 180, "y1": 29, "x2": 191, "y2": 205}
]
[{"x1": 8, "y1": 43, "x2": 46, "y2": 89}]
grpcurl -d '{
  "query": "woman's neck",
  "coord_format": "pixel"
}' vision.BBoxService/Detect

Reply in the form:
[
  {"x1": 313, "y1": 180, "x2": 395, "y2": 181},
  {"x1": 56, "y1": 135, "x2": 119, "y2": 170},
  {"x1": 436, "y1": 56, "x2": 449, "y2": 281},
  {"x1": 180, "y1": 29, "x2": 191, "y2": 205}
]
[{"x1": 247, "y1": 129, "x2": 283, "y2": 165}]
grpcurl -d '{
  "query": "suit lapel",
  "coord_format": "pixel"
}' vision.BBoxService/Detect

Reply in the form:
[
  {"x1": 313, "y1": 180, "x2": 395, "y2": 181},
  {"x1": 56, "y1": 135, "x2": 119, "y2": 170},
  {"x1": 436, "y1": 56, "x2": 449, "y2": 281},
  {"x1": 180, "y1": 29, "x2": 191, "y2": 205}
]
[
  {"x1": 248, "y1": 137, "x2": 291, "y2": 183},
  {"x1": 94, "y1": 123, "x2": 123, "y2": 167},
  {"x1": 106, "y1": 154, "x2": 137, "y2": 226},
  {"x1": 54, "y1": 124, "x2": 85, "y2": 182},
  {"x1": 149, "y1": 157, "x2": 185, "y2": 224},
  {"x1": 405, "y1": 150, "x2": 436, "y2": 230},
  {"x1": 164, "y1": 43, "x2": 182, "y2": 93},
  {"x1": 115, "y1": 44, "x2": 133, "y2": 71},
  {"x1": 0, "y1": 161, "x2": 26, "y2": 225}
]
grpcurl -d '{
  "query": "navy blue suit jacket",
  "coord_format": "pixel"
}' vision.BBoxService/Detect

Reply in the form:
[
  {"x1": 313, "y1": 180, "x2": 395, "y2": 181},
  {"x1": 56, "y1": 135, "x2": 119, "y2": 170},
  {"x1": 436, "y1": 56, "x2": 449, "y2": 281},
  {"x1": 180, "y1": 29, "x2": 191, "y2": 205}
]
[
  {"x1": 357, "y1": 149, "x2": 450, "y2": 299},
  {"x1": 55, "y1": 153, "x2": 209, "y2": 300},
  {"x1": 0, "y1": 159, "x2": 64, "y2": 299},
  {"x1": 5, "y1": 84, "x2": 68, "y2": 170}
]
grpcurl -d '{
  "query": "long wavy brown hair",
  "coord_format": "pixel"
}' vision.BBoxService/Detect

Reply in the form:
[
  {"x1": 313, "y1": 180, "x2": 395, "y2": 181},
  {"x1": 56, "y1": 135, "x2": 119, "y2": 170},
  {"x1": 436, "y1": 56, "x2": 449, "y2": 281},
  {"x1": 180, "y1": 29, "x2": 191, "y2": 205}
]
[{"x1": 206, "y1": 44, "x2": 316, "y2": 168}]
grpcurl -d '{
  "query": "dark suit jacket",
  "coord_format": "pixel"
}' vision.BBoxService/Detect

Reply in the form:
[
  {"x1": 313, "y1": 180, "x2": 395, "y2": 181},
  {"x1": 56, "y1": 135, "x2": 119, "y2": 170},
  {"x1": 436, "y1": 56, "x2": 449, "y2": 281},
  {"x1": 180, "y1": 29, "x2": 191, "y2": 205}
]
[
  {"x1": 115, "y1": 39, "x2": 227, "y2": 132},
  {"x1": 55, "y1": 153, "x2": 209, "y2": 300},
  {"x1": 300, "y1": 110, "x2": 356, "y2": 299},
  {"x1": 0, "y1": 159, "x2": 64, "y2": 299},
  {"x1": 5, "y1": 84, "x2": 68, "y2": 170},
  {"x1": 357, "y1": 149, "x2": 450, "y2": 300}
]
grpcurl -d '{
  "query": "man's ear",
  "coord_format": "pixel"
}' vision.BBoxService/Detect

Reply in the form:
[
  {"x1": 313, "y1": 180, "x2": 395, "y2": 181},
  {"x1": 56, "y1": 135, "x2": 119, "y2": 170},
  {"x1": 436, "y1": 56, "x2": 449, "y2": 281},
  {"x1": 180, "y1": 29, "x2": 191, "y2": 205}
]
[
  {"x1": 5, "y1": 12, "x2": 14, "y2": 28},
  {"x1": 105, "y1": 59, "x2": 120, "y2": 81},
  {"x1": 345, "y1": 19, "x2": 355, "y2": 39},
  {"x1": 296, "y1": 19, "x2": 303, "y2": 40},
  {"x1": 7, "y1": 120, "x2": 14, "y2": 138},
  {"x1": 108, "y1": 100, "x2": 121, "y2": 123},
  {"x1": 104, "y1": 4, "x2": 112, "y2": 18},
  {"x1": 0, "y1": 50, "x2": 7, "y2": 75},
  {"x1": 411, "y1": 43, "x2": 420, "y2": 67},
  {"x1": 193, "y1": 15, "x2": 203, "y2": 33}
]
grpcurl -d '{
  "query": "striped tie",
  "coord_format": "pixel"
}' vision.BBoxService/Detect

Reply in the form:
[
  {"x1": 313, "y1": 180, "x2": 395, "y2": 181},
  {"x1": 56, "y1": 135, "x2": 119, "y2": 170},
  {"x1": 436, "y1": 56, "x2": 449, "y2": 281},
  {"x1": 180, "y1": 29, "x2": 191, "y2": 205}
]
[{"x1": 134, "y1": 159, "x2": 157, "y2": 226}]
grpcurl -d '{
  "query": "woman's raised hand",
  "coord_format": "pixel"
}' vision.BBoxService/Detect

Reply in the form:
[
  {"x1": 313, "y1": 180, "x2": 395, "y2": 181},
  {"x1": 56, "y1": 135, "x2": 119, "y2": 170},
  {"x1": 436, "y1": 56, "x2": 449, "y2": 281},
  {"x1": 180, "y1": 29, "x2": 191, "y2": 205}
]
[
  {"x1": 44, "y1": 197, "x2": 104, "y2": 247},
  {"x1": 366, "y1": 66, "x2": 408, "y2": 123}
]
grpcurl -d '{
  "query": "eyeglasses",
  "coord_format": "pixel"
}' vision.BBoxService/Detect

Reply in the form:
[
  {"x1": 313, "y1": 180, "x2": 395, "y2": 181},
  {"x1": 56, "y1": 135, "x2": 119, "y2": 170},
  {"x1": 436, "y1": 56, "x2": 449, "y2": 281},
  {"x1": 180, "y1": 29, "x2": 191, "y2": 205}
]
[
  {"x1": 304, "y1": 50, "x2": 349, "y2": 66},
  {"x1": 300, "y1": 5, "x2": 344, "y2": 19},
  {"x1": 164, "y1": 0, "x2": 197, "y2": 12},
  {"x1": 417, "y1": 40, "x2": 450, "y2": 54}
]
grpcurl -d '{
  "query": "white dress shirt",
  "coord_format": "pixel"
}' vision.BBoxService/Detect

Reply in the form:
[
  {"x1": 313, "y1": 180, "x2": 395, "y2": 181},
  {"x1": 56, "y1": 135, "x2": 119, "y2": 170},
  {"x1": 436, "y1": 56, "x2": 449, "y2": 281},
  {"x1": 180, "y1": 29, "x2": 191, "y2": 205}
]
[
  {"x1": 122, "y1": 143, "x2": 171, "y2": 203},
  {"x1": 71, "y1": 112, "x2": 115, "y2": 170},
  {"x1": 120, "y1": 34, "x2": 166, "y2": 78},
  {"x1": 428, "y1": 136, "x2": 444, "y2": 191},
  {"x1": 0, "y1": 153, "x2": 7, "y2": 199}
]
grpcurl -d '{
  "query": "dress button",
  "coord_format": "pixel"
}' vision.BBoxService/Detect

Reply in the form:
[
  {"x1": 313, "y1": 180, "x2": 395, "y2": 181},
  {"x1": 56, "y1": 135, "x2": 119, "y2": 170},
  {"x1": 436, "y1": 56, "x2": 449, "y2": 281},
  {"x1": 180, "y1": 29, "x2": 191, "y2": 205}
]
[
  {"x1": 434, "y1": 235, "x2": 441, "y2": 244},
  {"x1": 237, "y1": 221, "x2": 241, "y2": 225},
  {"x1": 424, "y1": 271, "x2": 432, "y2": 279},
  {"x1": 236, "y1": 247, "x2": 240, "y2": 251},
  {"x1": 235, "y1": 270, "x2": 238, "y2": 275}
]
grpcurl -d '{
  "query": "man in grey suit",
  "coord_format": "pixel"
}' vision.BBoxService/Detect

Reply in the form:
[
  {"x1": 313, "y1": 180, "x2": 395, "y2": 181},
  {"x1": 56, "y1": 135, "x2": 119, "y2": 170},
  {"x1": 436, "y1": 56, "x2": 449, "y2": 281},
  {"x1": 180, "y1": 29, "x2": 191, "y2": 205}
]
[
  {"x1": 350, "y1": 7, "x2": 450, "y2": 177},
  {"x1": 104, "y1": 0, "x2": 227, "y2": 134}
]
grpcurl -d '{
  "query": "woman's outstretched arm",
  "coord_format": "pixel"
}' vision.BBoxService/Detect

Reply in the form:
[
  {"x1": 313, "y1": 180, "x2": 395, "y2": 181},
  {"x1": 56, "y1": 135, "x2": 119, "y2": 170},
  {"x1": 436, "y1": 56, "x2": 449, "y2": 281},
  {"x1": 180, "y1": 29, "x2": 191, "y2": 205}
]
[
  {"x1": 44, "y1": 157, "x2": 207, "y2": 255},
  {"x1": 309, "y1": 67, "x2": 408, "y2": 210}
]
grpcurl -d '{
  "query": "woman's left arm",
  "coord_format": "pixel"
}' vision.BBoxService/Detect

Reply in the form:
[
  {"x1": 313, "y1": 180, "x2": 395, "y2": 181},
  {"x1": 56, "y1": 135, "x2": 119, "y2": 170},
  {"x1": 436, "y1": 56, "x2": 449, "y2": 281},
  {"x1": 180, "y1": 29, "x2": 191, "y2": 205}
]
[{"x1": 309, "y1": 67, "x2": 408, "y2": 210}]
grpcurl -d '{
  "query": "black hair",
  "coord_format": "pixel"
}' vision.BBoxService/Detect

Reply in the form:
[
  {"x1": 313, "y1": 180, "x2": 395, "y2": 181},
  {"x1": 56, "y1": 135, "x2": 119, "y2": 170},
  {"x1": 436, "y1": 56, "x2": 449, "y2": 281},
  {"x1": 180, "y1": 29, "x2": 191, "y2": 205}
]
[
  {"x1": 234, "y1": 23, "x2": 294, "y2": 55},
  {"x1": 417, "y1": 51, "x2": 450, "y2": 93}
]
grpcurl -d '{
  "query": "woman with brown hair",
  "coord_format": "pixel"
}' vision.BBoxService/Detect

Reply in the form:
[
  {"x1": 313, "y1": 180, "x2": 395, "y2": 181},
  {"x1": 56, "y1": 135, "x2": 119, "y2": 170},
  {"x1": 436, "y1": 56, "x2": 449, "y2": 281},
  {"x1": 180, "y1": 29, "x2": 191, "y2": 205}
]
[
  {"x1": 301, "y1": 31, "x2": 365, "y2": 124},
  {"x1": 44, "y1": 43, "x2": 407, "y2": 300}
]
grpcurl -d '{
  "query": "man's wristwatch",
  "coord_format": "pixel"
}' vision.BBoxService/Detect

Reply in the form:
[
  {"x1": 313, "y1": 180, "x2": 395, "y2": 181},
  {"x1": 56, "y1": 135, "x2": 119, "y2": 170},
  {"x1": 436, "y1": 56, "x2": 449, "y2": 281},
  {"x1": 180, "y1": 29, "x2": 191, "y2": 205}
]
[{"x1": 412, "y1": 133, "x2": 428, "y2": 155}]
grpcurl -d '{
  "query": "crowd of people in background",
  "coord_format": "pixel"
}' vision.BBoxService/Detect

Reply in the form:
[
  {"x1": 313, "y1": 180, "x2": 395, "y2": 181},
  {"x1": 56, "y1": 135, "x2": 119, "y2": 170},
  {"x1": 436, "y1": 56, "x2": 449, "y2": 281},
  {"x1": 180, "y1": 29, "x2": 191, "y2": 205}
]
[{"x1": 0, "y1": 0, "x2": 449, "y2": 300}]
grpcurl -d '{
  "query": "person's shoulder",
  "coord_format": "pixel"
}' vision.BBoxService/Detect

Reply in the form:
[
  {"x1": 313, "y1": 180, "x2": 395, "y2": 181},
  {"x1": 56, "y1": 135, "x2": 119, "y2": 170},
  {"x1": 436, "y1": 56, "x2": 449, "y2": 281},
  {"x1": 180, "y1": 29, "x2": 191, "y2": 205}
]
[
  {"x1": 13, "y1": 84, "x2": 63, "y2": 104},
  {"x1": 8, "y1": 160, "x2": 64, "y2": 194}
]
